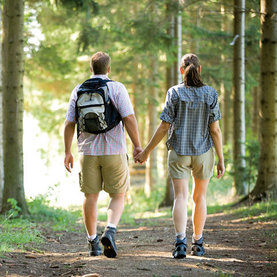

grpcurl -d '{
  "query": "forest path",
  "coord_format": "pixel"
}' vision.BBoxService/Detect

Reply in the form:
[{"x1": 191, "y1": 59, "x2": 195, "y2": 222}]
[{"x1": 0, "y1": 211, "x2": 276, "y2": 277}]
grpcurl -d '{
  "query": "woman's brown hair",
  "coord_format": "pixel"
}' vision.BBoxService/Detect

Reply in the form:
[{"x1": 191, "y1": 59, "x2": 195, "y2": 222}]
[{"x1": 180, "y1": 53, "x2": 204, "y2": 87}]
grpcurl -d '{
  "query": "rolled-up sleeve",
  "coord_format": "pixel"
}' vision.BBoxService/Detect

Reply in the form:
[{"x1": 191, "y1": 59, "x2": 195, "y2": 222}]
[
  {"x1": 160, "y1": 88, "x2": 178, "y2": 123},
  {"x1": 209, "y1": 92, "x2": 221, "y2": 124},
  {"x1": 65, "y1": 85, "x2": 80, "y2": 123},
  {"x1": 115, "y1": 83, "x2": 134, "y2": 118}
]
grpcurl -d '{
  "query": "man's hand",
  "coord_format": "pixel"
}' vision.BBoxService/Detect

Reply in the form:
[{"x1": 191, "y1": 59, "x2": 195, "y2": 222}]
[
  {"x1": 133, "y1": 146, "x2": 143, "y2": 161},
  {"x1": 64, "y1": 152, "x2": 74, "y2": 173},
  {"x1": 217, "y1": 159, "x2": 225, "y2": 179}
]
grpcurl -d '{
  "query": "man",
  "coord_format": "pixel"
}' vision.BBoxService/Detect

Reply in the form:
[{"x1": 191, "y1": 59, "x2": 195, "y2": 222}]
[{"x1": 64, "y1": 52, "x2": 142, "y2": 258}]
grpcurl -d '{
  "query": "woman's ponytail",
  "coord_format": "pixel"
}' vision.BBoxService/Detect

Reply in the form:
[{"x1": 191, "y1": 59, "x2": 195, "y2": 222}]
[{"x1": 181, "y1": 54, "x2": 204, "y2": 87}]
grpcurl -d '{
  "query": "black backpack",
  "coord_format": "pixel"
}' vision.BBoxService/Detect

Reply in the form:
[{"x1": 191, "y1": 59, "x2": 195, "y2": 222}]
[{"x1": 75, "y1": 78, "x2": 122, "y2": 137}]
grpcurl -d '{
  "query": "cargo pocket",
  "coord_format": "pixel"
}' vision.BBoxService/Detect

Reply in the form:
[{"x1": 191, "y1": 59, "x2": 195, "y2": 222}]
[
  {"x1": 126, "y1": 153, "x2": 129, "y2": 164},
  {"x1": 79, "y1": 172, "x2": 84, "y2": 191}
]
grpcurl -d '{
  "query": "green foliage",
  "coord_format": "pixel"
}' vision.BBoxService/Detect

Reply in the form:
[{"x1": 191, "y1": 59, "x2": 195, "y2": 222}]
[
  {"x1": 27, "y1": 195, "x2": 82, "y2": 231},
  {"x1": 207, "y1": 175, "x2": 233, "y2": 205},
  {"x1": 57, "y1": 0, "x2": 99, "y2": 13},
  {"x1": 224, "y1": 139, "x2": 260, "y2": 194},
  {"x1": 6, "y1": 199, "x2": 22, "y2": 219},
  {"x1": 227, "y1": 201, "x2": 277, "y2": 222},
  {"x1": 207, "y1": 203, "x2": 232, "y2": 215},
  {"x1": 0, "y1": 217, "x2": 43, "y2": 254},
  {"x1": 0, "y1": 194, "x2": 83, "y2": 254}
]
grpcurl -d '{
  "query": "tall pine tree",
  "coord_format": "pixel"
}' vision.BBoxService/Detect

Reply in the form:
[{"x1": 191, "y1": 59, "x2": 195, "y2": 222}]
[{"x1": 1, "y1": 0, "x2": 28, "y2": 214}]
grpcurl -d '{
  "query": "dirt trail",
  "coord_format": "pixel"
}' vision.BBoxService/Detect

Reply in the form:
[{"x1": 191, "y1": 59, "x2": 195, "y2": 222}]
[{"x1": 0, "y1": 211, "x2": 276, "y2": 277}]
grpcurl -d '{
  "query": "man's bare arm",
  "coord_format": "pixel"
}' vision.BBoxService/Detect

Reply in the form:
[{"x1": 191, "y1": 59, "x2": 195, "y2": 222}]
[
  {"x1": 122, "y1": 114, "x2": 142, "y2": 157},
  {"x1": 64, "y1": 120, "x2": 76, "y2": 172}
]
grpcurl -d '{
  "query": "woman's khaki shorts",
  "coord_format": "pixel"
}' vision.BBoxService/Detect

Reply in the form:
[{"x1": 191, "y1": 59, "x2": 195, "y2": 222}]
[
  {"x1": 168, "y1": 148, "x2": 215, "y2": 180},
  {"x1": 79, "y1": 154, "x2": 130, "y2": 194}
]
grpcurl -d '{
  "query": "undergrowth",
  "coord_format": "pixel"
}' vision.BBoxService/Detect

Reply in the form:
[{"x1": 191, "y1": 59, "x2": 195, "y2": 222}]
[
  {"x1": 0, "y1": 196, "x2": 82, "y2": 254},
  {"x1": 226, "y1": 201, "x2": 277, "y2": 222}
]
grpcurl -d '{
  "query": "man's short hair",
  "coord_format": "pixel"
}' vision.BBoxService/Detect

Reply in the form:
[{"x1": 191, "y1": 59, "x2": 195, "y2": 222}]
[{"x1": 90, "y1": 52, "x2": 111, "y2": 75}]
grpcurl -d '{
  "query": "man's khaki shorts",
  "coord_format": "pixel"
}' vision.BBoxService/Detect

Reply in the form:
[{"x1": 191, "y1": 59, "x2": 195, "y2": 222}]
[
  {"x1": 168, "y1": 148, "x2": 215, "y2": 180},
  {"x1": 79, "y1": 154, "x2": 130, "y2": 194}
]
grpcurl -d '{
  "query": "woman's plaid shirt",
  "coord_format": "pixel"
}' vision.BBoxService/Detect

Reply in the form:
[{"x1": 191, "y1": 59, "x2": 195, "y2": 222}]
[{"x1": 160, "y1": 84, "x2": 221, "y2": 156}]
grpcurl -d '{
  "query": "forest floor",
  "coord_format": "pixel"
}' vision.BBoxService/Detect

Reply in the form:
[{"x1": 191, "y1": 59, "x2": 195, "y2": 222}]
[{"x1": 0, "y1": 209, "x2": 276, "y2": 277}]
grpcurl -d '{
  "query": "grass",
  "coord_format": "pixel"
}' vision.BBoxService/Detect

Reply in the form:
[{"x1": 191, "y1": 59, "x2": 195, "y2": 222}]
[
  {"x1": 226, "y1": 201, "x2": 277, "y2": 222},
  {"x1": 0, "y1": 195, "x2": 83, "y2": 254},
  {"x1": 0, "y1": 217, "x2": 43, "y2": 254},
  {"x1": 27, "y1": 195, "x2": 82, "y2": 231}
]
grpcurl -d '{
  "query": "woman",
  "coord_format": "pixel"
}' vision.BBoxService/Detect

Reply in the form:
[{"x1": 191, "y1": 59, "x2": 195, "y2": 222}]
[{"x1": 135, "y1": 53, "x2": 225, "y2": 258}]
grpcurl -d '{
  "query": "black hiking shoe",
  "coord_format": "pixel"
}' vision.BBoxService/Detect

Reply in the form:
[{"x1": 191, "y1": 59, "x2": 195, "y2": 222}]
[
  {"x1": 191, "y1": 236, "x2": 205, "y2": 256},
  {"x1": 88, "y1": 235, "x2": 102, "y2": 256},
  {"x1": 101, "y1": 226, "x2": 117, "y2": 258},
  {"x1": 172, "y1": 237, "x2": 187, "y2": 259}
]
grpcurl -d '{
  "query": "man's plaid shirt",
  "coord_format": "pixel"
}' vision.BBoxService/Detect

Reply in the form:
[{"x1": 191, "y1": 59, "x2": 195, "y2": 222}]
[{"x1": 160, "y1": 84, "x2": 221, "y2": 156}]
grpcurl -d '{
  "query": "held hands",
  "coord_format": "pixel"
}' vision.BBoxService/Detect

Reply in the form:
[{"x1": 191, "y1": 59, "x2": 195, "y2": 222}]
[
  {"x1": 133, "y1": 146, "x2": 147, "y2": 164},
  {"x1": 64, "y1": 152, "x2": 74, "y2": 173},
  {"x1": 217, "y1": 159, "x2": 225, "y2": 179},
  {"x1": 134, "y1": 149, "x2": 149, "y2": 164},
  {"x1": 133, "y1": 146, "x2": 145, "y2": 163},
  {"x1": 133, "y1": 146, "x2": 143, "y2": 159}
]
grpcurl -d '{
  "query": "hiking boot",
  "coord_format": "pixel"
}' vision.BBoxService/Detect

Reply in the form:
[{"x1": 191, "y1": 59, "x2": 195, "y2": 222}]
[
  {"x1": 101, "y1": 226, "x2": 117, "y2": 258},
  {"x1": 172, "y1": 237, "x2": 187, "y2": 259},
  {"x1": 191, "y1": 236, "x2": 205, "y2": 256},
  {"x1": 88, "y1": 235, "x2": 102, "y2": 256}
]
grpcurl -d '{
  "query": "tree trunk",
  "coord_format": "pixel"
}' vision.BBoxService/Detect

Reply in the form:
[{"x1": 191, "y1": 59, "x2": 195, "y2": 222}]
[
  {"x1": 251, "y1": 86, "x2": 260, "y2": 137},
  {"x1": 0, "y1": 6, "x2": 3, "y2": 210},
  {"x1": 232, "y1": 0, "x2": 247, "y2": 196},
  {"x1": 221, "y1": 4, "x2": 232, "y2": 145},
  {"x1": 250, "y1": 0, "x2": 277, "y2": 201},
  {"x1": 173, "y1": 3, "x2": 182, "y2": 84},
  {"x1": 160, "y1": 55, "x2": 175, "y2": 207},
  {"x1": 1, "y1": 0, "x2": 28, "y2": 214},
  {"x1": 160, "y1": 2, "x2": 180, "y2": 207},
  {"x1": 176, "y1": 8, "x2": 182, "y2": 84},
  {"x1": 145, "y1": 58, "x2": 158, "y2": 197},
  {"x1": 190, "y1": 7, "x2": 201, "y2": 54},
  {"x1": 223, "y1": 87, "x2": 233, "y2": 145}
]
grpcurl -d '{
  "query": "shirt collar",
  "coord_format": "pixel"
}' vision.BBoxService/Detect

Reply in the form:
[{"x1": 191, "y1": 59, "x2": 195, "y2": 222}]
[{"x1": 91, "y1": 74, "x2": 110, "y2": 80}]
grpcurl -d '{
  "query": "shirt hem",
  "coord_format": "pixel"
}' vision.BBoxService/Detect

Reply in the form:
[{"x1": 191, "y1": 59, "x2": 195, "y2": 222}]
[
  {"x1": 167, "y1": 143, "x2": 213, "y2": 156},
  {"x1": 78, "y1": 151, "x2": 127, "y2": 156}
]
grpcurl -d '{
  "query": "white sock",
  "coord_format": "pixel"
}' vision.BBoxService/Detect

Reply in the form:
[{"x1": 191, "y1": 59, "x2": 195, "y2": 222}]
[
  {"x1": 88, "y1": 234, "x2": 97, "y2": 241},
  {"x1": 176, "y1": 233, "x2": 186, "y2": 240},
  {"x1": 107, "y1": 223, "x2": 117, "y2": 229},
  {"x1": 193, "y1": 233, "x2": 202, "y2": 241}
]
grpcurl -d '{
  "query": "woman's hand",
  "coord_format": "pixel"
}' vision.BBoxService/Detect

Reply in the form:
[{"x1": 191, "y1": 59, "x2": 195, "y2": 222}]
[{"x1": 217, "y1": 159, "x2": 225, "y2": 178}]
